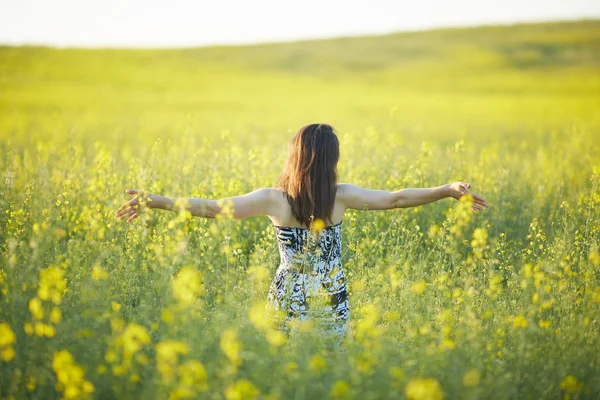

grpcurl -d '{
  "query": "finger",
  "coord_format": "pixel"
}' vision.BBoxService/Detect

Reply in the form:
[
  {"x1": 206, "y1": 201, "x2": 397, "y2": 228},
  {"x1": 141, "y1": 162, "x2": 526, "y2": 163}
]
[
  {"x1": 117, "y1": 198, "x2": 139, "y2": 214},
  {"x1": 126, "y1": 189, "x2": 138, "y2": 196},
  {"x1": 116, "y1": 205, "x2": 132, "y2": 217},
  {"x1": 471, "y1": 192, "x2": 484, "y2": 201},
  {"x1": 119, "y1": 208, "x2": 137, "y2": 220},
  {"x1": 127, "y1": 213, "x2": 139, "y2": 223},
  {"x1": 116, "y1": 202, "x2": 131, "y2": 213},
  {"x1": 472, "y1": 198, "x2": 486, "y2": 207},
  {"x1": 471, "y1": 193, "x2": 487, "y2": 206}
]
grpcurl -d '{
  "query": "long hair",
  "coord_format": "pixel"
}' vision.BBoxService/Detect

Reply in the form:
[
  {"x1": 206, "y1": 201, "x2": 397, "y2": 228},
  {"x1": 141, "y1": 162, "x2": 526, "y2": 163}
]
[{"x1": 276, "y1": 123, "x2": 340, "y2": 227}]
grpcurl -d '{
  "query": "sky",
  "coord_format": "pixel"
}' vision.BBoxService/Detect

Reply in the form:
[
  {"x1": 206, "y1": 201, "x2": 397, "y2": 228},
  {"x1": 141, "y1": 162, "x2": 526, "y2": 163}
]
[{"x1": 1, "y1": 0, "x2": 599, "y2": 48}]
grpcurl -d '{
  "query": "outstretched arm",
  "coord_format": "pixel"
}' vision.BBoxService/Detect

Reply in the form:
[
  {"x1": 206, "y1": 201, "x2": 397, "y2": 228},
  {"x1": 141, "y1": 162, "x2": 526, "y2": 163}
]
[
  {"x1": 115, "y1": 188, "x2": 277, "y2": 223},
  {"x1": 337, "y1": 182, "x2": 488, "y2": 212}
]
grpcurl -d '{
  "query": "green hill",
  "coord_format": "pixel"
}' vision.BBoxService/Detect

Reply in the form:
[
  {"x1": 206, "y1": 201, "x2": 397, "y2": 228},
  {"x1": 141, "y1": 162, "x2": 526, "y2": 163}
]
[{"x1": 0, "y1": 19, "x2": 599, "y2": 147}]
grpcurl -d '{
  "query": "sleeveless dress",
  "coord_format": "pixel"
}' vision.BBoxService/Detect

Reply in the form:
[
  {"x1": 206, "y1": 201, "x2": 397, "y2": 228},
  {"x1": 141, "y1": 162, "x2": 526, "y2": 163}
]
[{"x1": 266, "y1": 221, "x2": 350, "y2": 338}]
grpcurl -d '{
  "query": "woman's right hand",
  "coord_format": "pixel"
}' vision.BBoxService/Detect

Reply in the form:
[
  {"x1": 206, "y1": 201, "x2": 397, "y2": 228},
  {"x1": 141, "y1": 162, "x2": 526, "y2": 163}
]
[
  {"x1": 448, "y1": 182, "x2": 488, "y2": 213},
  {"x1": 115, "y1": 189, "x2": 149, "y2": 222}
]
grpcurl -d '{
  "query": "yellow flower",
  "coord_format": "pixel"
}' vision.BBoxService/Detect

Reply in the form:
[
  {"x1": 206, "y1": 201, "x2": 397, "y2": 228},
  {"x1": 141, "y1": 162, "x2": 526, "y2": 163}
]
[
  {"x1": 330, "y1": 380, "x2": 351, "y2": 399},
  {"x1": 311, "y1": 218, "x2": 325, "y2": 232},
  {"x1": 38, "y1": 266, "x2": 67, "y2": 305},
  {"x1": 50, "y1": 307, "x2": 62, "y2": 324},
  {"x1": 284, "y1": 361, "x2": 298, "y2": 375},
  {"x1": 156, "y1": 340, "x2": 189, "y2": 383},
  {"x1": 428, "y1": 224, "x2": 440, "y2": 240},
  {"x1": 249, "y1": 301, "x2": 270, "y2": 331},
  {"x1": 27, "y1": 376, "x2": 36, "y2": 391},
  {"x1": 440, "y1": 339, "x2": 456, "y2": 351},
  {"x1": 0, "y1": 323, "x2": 16, "y2": 346},
  {"x1": 34, "y1": 322, "x2": 45, "y2": 337},
  {"x1": 43, "y1": 323, "x2": 56, "y2": 338},
  {"x1": 112, "y1": 364, "x2": 127, "y2": 376},
  {"x1": 118, "y1": 323, "x2": 150, "y2": 365},
  {"x1": 64, "y1": 385, "x2": 80, "y2": 399},
  {"x1": 390, "y1": 367, "x2": 405, "y2": 380},
  {"x1": 28, "y1": 297, "x2": 44, "y2": 320},
  {"x1": 172, "y1": 266, "x2": 204, "y2": 305},
  {"x1": 513, "y1": 315, "x2": 528, "y2": 329},
  {"x1": 384, "y1": 310, "x2": 400, "y2": 323},
  {"x1": 104, "y1": 350, "x2": 117, "y2": 364},
  {"x1": 355, "y1": 303, "x2": 381, "y2": 341},
  {"x1": 178, "y1": 359, "x2": 208, "y2": 392},
  {"x1": 91, "y1": 264, "x2": 109, "y2": 281},
  {"x1": 52, "y1": 349, "x2": 93, "y2": 397},
  {"x1": 462, "y1": 369, "x2": 480, "y2": 387},
  {"x1": 591, "y1": 288, "x2": 600, "y2": 303},
  {"x1": 135, "y1": 353, "x2": 149, "y2": 365},
  {"x1": 539, "y1": 320, "x2": 551, "y2": 329},
  {"x1": 471, "y1": 227, "x2": 488, "y2": 244},
  {"x1": 169, "y1": 386, "x2": 195, "y2": 400},
  {"x1": 162, "y1": 308, "x2": 174, "y2": 324},
  {"x1": 1, "y1": 346, "x2": 15, "y2": 362},
  {"x1": 247, "y1": 265, "x2": 270, "y2": 286},
  {"x1": 560, "y1": 375, "x2": 583, "y2": 394},
  {"x1": 24, "y1": 323, "x2": 34, "y2": 336},
  {"x1": 111, "y1": 302, "x2": 121, "y2": 312},
  {"x1": 405, "y1": 378, "x2": 444, "y2": 400},
  {"x1": 588, "y1": 251, "x2": 599, "y2": 266},
  {"x1": 54, "y1": 228, "x2": 67, "y2": 238},
  {"x1": 220, "y1": 329, "x2": 242, "y2": 367},
  {"x1": 225, "y1": 379, "x2": 260, "y2": 400},
  {"x1": 110, "y1": 318, "x2": 125, "y2": 333},
  {"x1": 309, "y1": 355, "x2": 328, "y2": 374},
  {"x1": 411, "y1": 280, "x2": 426, "y2": 295},
  {"x1": 53, "y1": 350, "x2": 74, "y2": 373},
  {"x1": 265, "y1": 329, "x2": 286, "y2": 347},
  {"x1": 82, "y1": 381, "x2": 94, "y2": 393}
]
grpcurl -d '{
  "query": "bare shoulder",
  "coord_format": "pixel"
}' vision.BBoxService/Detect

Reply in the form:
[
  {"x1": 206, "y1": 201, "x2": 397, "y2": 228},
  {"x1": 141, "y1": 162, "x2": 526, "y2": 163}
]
[
  {"x1": 247, "y1": 188, "x2": 284, "y2": 202},
  {"x1": 260, "y1": 188, "x2": 289, "y2": 208},
  {"x1": 336, "y1": 183, "x2": 359, "y2": 198},
  {"x1": 264, "y1": 188, "x2": 286, "y2": 200},
  {"x1": 261, "y1": 188, "x2": 291, "y2": 223},
  {"x1": 336, "y1": 183, "x2": 361, "y2": 207}
]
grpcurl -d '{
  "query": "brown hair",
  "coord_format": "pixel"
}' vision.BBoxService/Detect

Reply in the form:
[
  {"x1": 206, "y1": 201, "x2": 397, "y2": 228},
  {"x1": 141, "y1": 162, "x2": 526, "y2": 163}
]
[{"x1": 276, "y1": 123, "x2": 340, "y2": 227}]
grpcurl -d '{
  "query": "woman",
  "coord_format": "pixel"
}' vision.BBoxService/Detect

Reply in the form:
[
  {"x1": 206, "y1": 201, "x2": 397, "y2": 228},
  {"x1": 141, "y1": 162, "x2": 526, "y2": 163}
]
[{"x1": 115, "y1": 123, "x2": 488, "y2": 338}]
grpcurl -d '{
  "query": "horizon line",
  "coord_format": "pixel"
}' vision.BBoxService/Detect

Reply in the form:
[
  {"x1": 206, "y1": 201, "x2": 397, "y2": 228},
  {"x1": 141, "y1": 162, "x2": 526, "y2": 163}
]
[{"x1": 1, "y1": 16, "x2": 598, "y2": 51}]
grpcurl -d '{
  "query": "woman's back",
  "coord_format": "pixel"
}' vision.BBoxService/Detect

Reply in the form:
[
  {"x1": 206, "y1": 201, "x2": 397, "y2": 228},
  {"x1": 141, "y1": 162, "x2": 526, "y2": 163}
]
[{"x1": 267, "y1": 186, "x2": 346, "y2": 229}]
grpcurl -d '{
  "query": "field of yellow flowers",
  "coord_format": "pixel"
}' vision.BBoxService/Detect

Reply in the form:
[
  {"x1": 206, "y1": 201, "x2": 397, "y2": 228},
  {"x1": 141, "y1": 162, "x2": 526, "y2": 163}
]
[{"x1": 1, "y1": 20, "x2": 600, "y2": 399}]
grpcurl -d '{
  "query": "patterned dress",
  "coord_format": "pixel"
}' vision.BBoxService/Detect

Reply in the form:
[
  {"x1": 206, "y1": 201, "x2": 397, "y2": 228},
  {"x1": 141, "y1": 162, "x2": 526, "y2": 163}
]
[{"x1": 266, "y1": 221, "x2": 350, "y2": 338}]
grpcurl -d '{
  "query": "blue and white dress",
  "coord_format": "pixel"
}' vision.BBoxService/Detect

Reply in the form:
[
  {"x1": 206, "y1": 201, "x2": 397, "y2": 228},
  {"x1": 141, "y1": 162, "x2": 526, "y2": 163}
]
[{"x1": 267, "y1": 221, "x2": 350, "y2": 338}]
